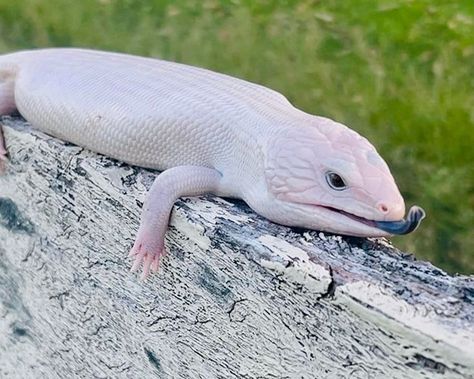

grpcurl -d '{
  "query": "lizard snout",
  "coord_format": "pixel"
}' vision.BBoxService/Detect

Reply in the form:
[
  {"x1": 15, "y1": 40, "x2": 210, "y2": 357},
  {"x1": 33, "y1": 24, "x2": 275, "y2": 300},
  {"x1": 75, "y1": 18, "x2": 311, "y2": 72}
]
[{"x1": 376, "y1": 200, "x2": 405, "y2": 221}]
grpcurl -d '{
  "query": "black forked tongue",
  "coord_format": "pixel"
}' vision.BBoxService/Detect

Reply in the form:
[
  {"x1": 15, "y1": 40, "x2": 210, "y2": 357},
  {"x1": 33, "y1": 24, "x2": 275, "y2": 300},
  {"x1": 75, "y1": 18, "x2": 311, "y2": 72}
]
[{"x1": 374, "y1": 206, "x2": 426, "y2": 235}]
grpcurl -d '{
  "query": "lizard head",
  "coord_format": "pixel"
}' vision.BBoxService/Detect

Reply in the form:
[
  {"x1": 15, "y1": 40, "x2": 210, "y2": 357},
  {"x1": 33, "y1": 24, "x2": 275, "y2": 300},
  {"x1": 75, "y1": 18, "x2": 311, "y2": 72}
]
[{"x1": 262, "y1": 118, "x2": 425, "y2": 237}]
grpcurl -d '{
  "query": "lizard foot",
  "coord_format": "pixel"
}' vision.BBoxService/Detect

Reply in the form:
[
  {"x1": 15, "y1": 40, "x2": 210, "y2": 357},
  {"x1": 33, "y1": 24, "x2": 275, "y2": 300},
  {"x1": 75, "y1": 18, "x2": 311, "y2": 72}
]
[{"x1": 128, "y1": 233, "x2": 166, "y2": 280}]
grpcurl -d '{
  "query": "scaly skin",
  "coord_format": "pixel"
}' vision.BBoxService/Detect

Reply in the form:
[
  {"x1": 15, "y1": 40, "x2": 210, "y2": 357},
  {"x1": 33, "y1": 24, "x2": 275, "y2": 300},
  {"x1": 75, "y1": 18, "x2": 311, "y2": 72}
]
[{"x1": 0, "y1": 48, "x2": 424, "y2": 279}]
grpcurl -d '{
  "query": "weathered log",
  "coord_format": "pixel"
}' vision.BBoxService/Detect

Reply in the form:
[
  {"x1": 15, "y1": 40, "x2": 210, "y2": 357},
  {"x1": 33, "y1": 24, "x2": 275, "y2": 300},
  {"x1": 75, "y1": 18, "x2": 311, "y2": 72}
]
[{"x1": 0, "y1": 116, "x2": 473, "y2": 379}]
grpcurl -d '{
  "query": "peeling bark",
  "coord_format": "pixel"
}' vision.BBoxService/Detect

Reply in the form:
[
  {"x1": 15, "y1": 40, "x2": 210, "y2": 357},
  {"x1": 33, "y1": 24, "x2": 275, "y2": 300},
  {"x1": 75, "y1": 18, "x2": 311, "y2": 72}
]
[{"x1": 0, "y1": 116, "x2": 473, "y2": 379}]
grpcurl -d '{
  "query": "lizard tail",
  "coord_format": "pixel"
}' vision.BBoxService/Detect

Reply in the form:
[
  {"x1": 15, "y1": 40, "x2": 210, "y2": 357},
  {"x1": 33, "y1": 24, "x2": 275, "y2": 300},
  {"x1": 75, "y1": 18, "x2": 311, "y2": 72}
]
[
  {"x1": 0, "y1": 53, "x2": 21, "y2": 115},
  {"x1": 0, "y1": 80, "x2": 16, "y2": 115},
  {"x1": 0, "y1": 53, "x2": 21, "y2": 169}
]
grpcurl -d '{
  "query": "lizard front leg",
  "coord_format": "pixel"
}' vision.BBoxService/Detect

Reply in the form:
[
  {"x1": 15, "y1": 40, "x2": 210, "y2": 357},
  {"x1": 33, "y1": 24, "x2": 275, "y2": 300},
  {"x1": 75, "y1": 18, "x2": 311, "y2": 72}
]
[{"x1": 129, "y1": 166, "x2": 222, "y2": 279}]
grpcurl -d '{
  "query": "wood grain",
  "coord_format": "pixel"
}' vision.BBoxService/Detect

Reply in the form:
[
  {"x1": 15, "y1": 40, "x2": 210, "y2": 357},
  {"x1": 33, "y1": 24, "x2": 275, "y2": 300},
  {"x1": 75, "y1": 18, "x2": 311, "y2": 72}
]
[{"x1": 0, "y1": 116, "x2": 473, "y2": 379}]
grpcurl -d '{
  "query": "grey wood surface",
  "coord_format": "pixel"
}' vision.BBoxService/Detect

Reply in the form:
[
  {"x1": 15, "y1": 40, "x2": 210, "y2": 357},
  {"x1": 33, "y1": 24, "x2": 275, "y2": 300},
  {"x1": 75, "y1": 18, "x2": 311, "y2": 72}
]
[{"x1": 0, "y1": 116, "x2": 473, "y2": 379}]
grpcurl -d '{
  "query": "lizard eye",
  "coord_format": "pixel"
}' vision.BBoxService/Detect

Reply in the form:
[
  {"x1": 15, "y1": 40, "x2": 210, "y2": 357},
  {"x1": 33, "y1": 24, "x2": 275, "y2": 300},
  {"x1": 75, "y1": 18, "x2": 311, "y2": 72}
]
[{"x1": 325, "y1": 171, "x2": 347, "y2": 191}]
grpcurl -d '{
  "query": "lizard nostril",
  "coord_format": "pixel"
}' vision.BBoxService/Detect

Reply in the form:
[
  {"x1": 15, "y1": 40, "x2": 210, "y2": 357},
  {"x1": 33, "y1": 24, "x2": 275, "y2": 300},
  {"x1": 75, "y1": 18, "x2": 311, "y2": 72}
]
[{"x1": 377, "y1": 203, "x2": 389, "y2": 214}]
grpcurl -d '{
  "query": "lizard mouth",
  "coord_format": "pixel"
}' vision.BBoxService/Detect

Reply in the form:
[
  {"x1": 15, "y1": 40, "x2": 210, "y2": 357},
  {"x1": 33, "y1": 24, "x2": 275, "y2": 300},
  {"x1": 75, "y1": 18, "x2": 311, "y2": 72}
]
[{"x1": 319, "y1": 205, "x2": 426, "y2": 235}]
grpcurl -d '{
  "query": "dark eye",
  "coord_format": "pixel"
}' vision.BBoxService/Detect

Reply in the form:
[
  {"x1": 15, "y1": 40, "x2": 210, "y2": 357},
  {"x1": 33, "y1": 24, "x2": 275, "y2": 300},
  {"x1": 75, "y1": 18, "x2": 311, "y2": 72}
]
[{"x1": 325, "y1": 172, "x2": 347, "y2": 190}]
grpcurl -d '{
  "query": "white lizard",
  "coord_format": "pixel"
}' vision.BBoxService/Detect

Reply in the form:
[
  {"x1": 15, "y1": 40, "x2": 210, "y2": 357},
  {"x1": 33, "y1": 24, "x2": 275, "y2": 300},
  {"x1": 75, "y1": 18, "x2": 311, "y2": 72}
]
[{"x1": 0, "y1": 48, "x2": 425, "y2": 279}]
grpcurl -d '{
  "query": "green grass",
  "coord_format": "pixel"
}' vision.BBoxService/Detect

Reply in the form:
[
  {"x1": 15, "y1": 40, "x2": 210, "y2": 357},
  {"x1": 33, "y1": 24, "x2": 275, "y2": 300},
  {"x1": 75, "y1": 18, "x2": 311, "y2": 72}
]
[{"x1": 0, "y1": 0, "x2": 472, "y2": 274}]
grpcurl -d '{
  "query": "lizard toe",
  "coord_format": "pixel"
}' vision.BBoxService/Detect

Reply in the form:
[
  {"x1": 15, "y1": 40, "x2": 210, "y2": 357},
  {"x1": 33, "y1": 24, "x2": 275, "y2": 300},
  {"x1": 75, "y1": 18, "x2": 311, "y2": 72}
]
[{"x1": 129, "y1": 232, "x2": 165, "y2": 279}]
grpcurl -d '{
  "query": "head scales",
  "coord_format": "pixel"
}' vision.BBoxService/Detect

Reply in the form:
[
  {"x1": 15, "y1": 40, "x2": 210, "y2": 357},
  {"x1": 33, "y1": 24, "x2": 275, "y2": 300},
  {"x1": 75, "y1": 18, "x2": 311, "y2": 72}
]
[{"x1": 264, "y1": 117, "x2": 405, "y2": 225}]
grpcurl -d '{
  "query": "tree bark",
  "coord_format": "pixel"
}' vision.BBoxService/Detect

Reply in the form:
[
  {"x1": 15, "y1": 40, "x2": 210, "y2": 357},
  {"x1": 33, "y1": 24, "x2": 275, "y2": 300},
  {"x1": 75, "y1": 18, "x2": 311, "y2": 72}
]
[{"x1": 0, "y1": 116, "x2": 473, "y2": 379}]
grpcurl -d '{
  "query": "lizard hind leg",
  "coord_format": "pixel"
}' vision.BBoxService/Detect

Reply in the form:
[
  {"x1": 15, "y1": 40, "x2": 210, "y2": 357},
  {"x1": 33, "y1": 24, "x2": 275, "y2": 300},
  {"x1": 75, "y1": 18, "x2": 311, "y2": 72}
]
[{"x1": 0, "y1": 75, "x2": 17, "y2": 170}]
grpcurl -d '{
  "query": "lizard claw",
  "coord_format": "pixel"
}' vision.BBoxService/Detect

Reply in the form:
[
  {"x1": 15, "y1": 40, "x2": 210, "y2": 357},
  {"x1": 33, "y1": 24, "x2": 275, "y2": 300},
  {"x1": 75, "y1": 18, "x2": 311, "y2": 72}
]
[{"x1": 128, "y1": 232, "x2": 166, "y2": 280}]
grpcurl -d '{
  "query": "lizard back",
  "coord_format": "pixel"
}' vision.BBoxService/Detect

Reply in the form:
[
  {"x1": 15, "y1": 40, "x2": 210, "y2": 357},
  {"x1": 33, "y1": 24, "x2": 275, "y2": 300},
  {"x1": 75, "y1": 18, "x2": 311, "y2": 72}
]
[{"x1": 7, "y1": 48, "x2": 293, "y2": 170}]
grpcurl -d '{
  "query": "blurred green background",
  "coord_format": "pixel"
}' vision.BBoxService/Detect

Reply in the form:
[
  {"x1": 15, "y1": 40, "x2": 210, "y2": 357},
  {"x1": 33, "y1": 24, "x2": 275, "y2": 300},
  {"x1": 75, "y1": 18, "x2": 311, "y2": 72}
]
[{"x1": 0, "y1": 0, "x2": 472, "y2": 274}]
